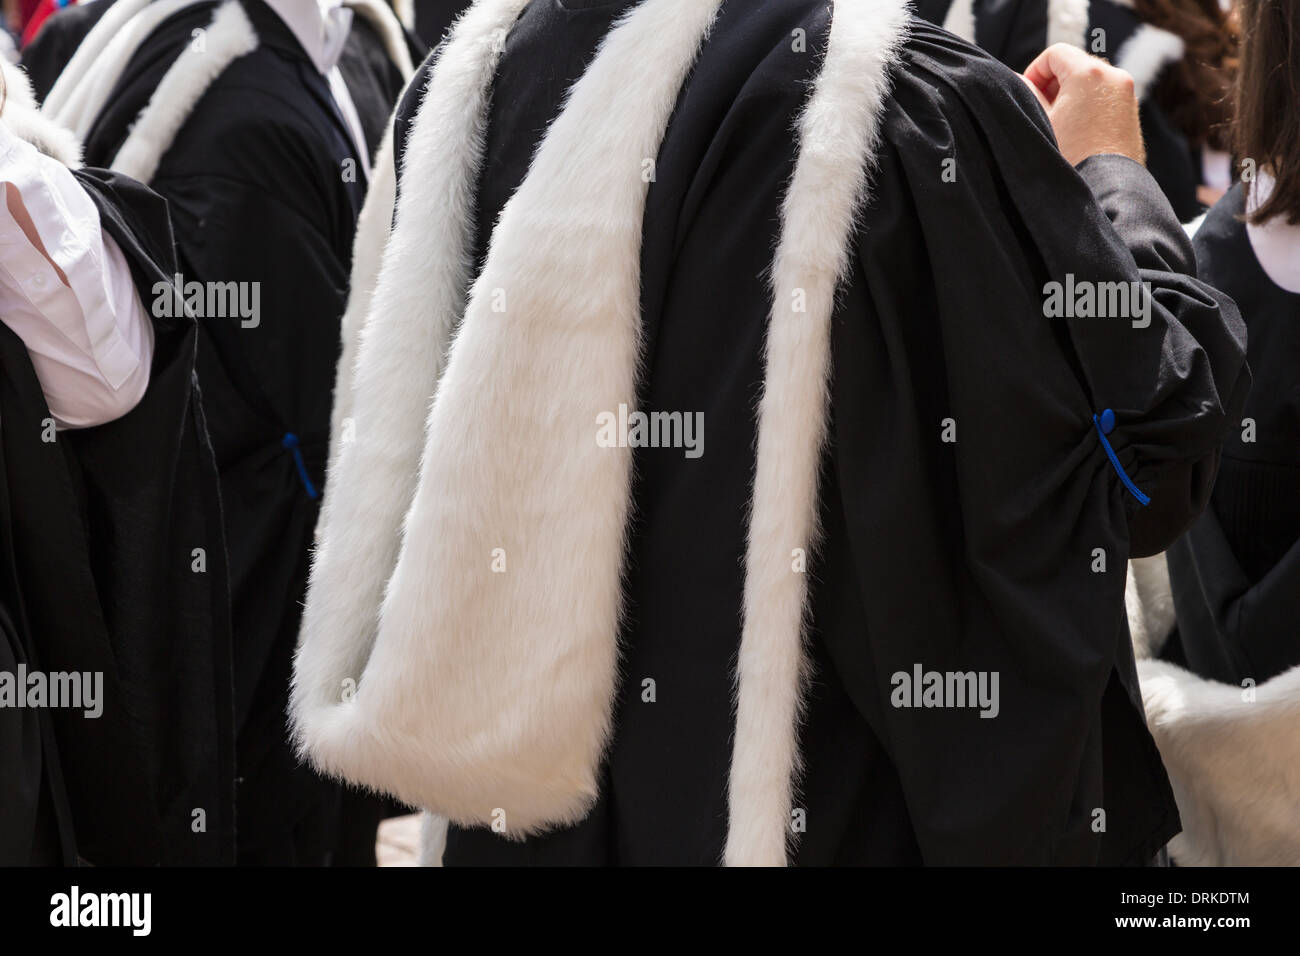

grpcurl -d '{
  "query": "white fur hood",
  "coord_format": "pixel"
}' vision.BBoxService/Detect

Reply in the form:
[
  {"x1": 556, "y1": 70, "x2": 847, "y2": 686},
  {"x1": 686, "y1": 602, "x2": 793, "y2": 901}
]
[
  {"x1": 1126, "y1": 554, "x2": 1300, "y2": 866},
  {"x1": 1, "y1": 60, "x2": 81, "y2": 166},
  {"x1": 292, "y1": 0, "x2": 912, "y2": 867}
]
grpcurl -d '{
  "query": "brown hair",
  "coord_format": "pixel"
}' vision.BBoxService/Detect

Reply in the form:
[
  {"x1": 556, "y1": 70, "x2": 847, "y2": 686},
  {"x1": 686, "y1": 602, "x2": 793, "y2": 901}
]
[
  {"x1": 1134, "y1": 0, "x2": 1239, "y2": 152},
  {"x1": 1233, "y1": 0, "x2": 1300, "y2": 225}
]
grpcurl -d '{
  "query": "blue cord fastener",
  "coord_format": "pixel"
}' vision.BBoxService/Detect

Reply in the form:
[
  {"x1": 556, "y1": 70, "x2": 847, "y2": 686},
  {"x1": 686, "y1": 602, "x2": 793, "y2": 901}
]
[
  {"x1": 1093, "y1": 409, "x2": 1149, "y2": 507},
  {"x1": 282, "y1": 432, "x2": 319, "y2": 500}
]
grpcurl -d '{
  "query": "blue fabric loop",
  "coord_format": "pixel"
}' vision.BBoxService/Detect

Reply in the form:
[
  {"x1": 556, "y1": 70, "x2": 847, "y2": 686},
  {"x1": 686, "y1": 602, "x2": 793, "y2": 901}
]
[
  {"x1": 1093, "y1": 411, "x2": 1149, "y2": 507},
  {"x1": 282, "y1": 432, "x2": 319, "y2": 500}
]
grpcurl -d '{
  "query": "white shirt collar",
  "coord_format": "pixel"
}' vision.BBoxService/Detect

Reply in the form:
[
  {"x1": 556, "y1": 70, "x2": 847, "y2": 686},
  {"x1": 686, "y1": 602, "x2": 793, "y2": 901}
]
[
  {"x1": 262, "y1": 0, "x2": 353, "y2": 76},
  {"x1": 1246, "y1": 171, "x2": 1300, "y2": 295}
]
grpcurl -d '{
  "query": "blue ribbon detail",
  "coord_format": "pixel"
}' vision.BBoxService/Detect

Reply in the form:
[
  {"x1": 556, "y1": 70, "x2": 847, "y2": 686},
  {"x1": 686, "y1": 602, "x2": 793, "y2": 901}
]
[
  {"x1": 282, "y1": 433, "x2": 319, "y2": 500},
  {"x1": 1093, "y1": 410, "x2": 1149, "y2": 507}
]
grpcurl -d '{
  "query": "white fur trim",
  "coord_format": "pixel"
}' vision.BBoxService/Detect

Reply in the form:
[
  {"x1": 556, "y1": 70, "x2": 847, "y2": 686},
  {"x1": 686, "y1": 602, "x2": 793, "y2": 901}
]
[
  {"x1": 296, "y1": 0, "x2": 909, "y2": 863},
  {"x1": 41, "y1": 0, "x2": 154, "y2": 119},
  {"x1": 1114, "y1": 22, "x2": 1184, "y2": 101},
  {"x1": 393, "y1": 0, "x2": 416, "y2": 32},
  {"x1": 942, "y1": 0, "x2": 975, "y2": 42},
  {"x1": 296, "y1": 0, "x2": 727, "y2": 836},
  {"x1": 725, "y1": 0, "x2": 910, "y2": 867},
  {"x1": 110, "y1": 1, "x2": 259, "y2": 184},
  {"x1": 2, "y1": 58, "x2": 38, "y2": 111},
  {"x1": 345, "y1": 0, "x2": 416, "y2": 78},
  {"x1": 293, "y1": 0, "x2": 536, "y2": 825},
  {"x1": 1, "y1": 61, "x2": 82, "y2": 165},
  {"x1": 1046, "y1": 0, "x2": 1090, "y2": 49},
  {"x1": 1140, "y1": 659, "x2": 1300, "y2": 865},
  {"x1": 50, "y1": 0, "x2": 210, "y2": 140},
  {"x1": 1124, "y1": 553, "x2": 1175, "y2": 660},
  {"x1": 327, "y1": 122, "x2": 398, "y2": 475}
]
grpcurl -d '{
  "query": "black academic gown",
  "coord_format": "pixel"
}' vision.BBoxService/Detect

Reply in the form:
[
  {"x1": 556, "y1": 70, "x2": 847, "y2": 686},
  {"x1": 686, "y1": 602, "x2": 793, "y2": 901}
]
[
  {"x1": 0, "y1": 435, "x2": 75, "y2": 866},
  {"x1": 338, "y1": 9, "x2": 425, "y2": 160},
  {"x1": 81, "y1": 0, "x2": 372, "y2": 865},
  {"x1": 0, "y1": 168, "x2": 235, "y2": 866},
  {"x1": 18, "y1": 0, "x2": 116, "y2": 103},
  {"x1": 914, "y1": 0, "x2": 1050, "y2": 72},
  {"x1": 1165, "y1": 186, "x2": 1300, "y2": 686},
  {"x1": 391, "y1": 2, "x2": 1247, "y2": 866},
  {"x1": 23, "y1": 0, "x2": 418, "y2": 134},
  {"x1": 914, "y1": 0, "x2": 1204, "y2": 223}
]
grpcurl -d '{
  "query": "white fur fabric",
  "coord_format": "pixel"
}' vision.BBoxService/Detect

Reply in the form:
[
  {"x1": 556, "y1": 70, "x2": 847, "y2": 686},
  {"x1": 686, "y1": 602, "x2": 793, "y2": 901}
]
[
  {"x1": 328, "y1": 4, "x2": 468, "y2": 472},
  {"x1": 111, "y1": 0, "x2": 259, "y2": 184},
  {"x1": 326, "y1": 122, "x2": 398, "y2": 475},
  {"x1": 40, "y1": 0, "x2": 155, "y2": 119},
  {"x1": 293, "y1": 0, "x2": 547, "y2": 831},
  {"x1": 1, "y1": 61, "x2": 82, "y2": 166},
  {"x1": 726, "y1": 0, "x2": 910, "y2": 867},
  {"x1": 345, "y1": 0, "x2": 416, "y2": 78},
  {"x1": 1046, "y1": 0, "x2": 1091, "y2": 49},
  {"x1": 295, "y1": 0, "x2": 910, "y2": 864},
  {"x1": 49, "y1": 0, "x2": 211, "y2": 140},
  {"x1": 296, "y1": 0, "x2": 728, "y2": 836},
  {"x1": 1124, "y1": 553, "x2": 1175, "y2": 660},
  {"x1": 1140, "y1": 659, "x2": 1300, "y2": 865},
  {"x1": 1114, "y1": 22, "x2": 1185, "y2": 101}
]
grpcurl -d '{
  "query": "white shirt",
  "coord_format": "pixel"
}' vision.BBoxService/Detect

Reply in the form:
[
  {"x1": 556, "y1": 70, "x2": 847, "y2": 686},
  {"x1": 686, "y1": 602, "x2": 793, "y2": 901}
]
[
  {"x1": 1246, "y1": 171, "x2": 1300, "y2": 294},
  {"x1": 0, "y1": 119, "x2": 154, "y2": 429},
  {"x1": 1201, "y1": 148, "x2": 1233, "y2": 194},
  {"x1": 263, "y1": 0, "x2": 372, "y2": 179}
]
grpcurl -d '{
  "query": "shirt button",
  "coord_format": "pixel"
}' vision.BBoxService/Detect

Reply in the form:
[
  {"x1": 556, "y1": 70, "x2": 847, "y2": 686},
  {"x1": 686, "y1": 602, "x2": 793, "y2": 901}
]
[{"x1": 31, "y1": 274, "x2": 46, "y2": 289}]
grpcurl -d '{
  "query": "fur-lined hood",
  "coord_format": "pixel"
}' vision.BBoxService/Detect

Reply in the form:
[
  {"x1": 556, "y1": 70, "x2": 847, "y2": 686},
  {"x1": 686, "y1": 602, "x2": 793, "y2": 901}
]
[
  {"x1": 1, "y1": 59, "x2": 81, "y2": 166},
  {"x1": 1140, "y1": 657, "x2": 1300, "y2": 865},
  {"x1": 1126, "y1": 556, "x2": 1300, "y2": 865},
  {"x1": 292, "y1": 0, "x2": 912, "y2": 867}
]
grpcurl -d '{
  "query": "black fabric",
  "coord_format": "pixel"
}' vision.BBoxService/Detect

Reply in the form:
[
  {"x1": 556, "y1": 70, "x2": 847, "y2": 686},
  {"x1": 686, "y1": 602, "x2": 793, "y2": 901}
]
[
  {"x1": 393, "y1": 1, "x2": 1246, "y2": 865},
  {"x1": 0, "y1": 167, "x2": 234, "y2": 865},
  {"x1": 18, "y1": 0, "x2": 117, "y2": 104},
  {"x1": 973, "y1": 0, "x2": 1048, "y2": 73},
  {"x1": 0, "y1": 419, "x2": 76, "y2": 865},
  {"x1": 1166, "y1": 185, "x2": 1300, "y2": 686},
  {"x1": 412, "y1": 0, "x2": 470, "y2": 46},
  {"x1": 913, "y1": 0, "x2": 1047, "y2": 73},
  {"x1": 80, "y1": 0, "x2": 380, "y2": 865},
  {"x1": 913, "y1": 0, "x2": 1205, "y2": 222},
  {"x1": 338, "y1": 12, "x2": 424, "y2": 161}
]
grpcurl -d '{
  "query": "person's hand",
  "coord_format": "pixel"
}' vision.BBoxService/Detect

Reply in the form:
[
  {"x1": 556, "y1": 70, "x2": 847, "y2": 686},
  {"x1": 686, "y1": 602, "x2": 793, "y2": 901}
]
[{"x1": 1022, "y1": 43, "x2": 1146, "y2": 167}]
